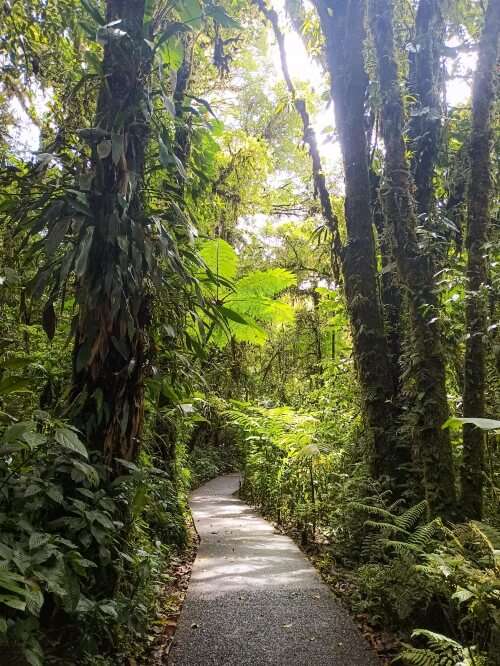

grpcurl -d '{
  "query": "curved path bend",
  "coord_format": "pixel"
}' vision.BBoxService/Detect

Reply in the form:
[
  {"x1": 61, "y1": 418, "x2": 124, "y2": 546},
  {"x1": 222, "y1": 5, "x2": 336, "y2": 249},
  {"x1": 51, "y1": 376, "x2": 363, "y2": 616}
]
[{"x1": 169, "y1": 474, "x2": 378, "y2": 665}]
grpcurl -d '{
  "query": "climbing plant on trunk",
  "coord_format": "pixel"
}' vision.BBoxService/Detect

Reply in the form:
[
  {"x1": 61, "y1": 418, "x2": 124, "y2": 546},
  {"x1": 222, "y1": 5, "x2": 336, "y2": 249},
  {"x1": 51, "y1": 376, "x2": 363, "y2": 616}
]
[
  {"x1": 69, "y1": 0, "x2": 154, "y2": 468},
  {"x1": 461, "y1": 0, "x2": 500, "y2": 520},
  {"x1": 408, "y1": 0, "x2": 445, "y2": 221}
]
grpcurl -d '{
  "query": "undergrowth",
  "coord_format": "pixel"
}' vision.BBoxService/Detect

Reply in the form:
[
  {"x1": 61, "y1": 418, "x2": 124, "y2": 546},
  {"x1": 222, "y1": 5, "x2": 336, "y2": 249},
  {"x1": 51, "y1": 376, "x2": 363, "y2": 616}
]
[{"x1": 229, "y1": 399, "x2": 500, "y2": 666}]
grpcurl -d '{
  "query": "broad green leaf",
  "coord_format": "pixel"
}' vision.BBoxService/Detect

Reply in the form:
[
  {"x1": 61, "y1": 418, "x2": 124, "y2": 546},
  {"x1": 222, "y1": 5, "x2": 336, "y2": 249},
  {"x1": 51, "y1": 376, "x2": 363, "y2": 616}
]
[
  {"x1": 156, "y1": 21, "x2": 192, "y2": 49},
  {"x1": 0, "y1": 374, "x2": 33, "y2": 395},
  {"x1": 205, "y1": 5, "x2": 241, "y2": 28},
  {"x1": 55, "y1": 428, "x2": 88, "y2": 459},
  {"x1": 0, "y1": 595, "x2": 26, "y2": 611},
  {"x1": 199, "y1": 238, "x2": 238, "y2": 281}
]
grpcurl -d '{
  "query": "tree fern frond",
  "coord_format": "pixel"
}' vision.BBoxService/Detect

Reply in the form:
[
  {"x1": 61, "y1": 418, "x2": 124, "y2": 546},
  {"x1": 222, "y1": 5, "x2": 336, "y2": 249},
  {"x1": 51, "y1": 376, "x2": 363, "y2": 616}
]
[
  {"x1": 199, "y1": 238, "x2": 238, "y2": 281},
  {"x1": 235, "y1": 268, "x2": 296, "y2": 298}
]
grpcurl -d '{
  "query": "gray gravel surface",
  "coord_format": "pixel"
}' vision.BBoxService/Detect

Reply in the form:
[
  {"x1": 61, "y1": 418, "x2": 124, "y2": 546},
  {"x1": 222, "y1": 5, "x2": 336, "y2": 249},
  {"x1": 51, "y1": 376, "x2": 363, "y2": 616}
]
[{"x1": 169, "y1": 474, "x2": 378, "y2": 665}]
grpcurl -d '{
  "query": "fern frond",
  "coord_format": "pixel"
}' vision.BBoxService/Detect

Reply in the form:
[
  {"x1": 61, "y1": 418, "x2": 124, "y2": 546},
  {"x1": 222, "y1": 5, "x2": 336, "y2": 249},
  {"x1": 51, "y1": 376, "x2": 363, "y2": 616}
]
[
  {"x1": 411, "y1": 629, "x2": 463, "y2": 653},
  {"x1": 349, "y1": 502, "x2": 396, "y2": 522},
  {"x1": 409, "y1": 519, "x2": 442, "y2": 548},
  {"x1": 400, "y1": 630, "x2": 474, "y2": 666},
  {"x1": 471, "y1": 521, "x2": 500, "y2": 569},
  {"x1": 364, "y1": 520, "x2": 411, "y2": 539},
  {"x1": 382, "y1": 539, "x2": 422, "y2": 555},
  {"x1": 399, "y1": 646, "x2": 441, "y2": 665},
  {"x1": 395, "y1": 501, "x2": 428, "y2": 531}
]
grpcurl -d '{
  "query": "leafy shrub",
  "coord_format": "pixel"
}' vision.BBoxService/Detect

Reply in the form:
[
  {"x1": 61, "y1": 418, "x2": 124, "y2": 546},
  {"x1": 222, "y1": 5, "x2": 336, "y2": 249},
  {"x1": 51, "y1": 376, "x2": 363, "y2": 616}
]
[
  {"x1": 0, "y1": 408, "x2": 190, "y2": 664},
  {"x1": 0, "y1": 412, "x2": 120, "y2": 664}
]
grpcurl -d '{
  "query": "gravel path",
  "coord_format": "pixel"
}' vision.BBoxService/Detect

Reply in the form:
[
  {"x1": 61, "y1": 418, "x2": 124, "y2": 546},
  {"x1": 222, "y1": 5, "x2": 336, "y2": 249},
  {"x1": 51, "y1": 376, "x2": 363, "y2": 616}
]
[{"x1": 169, "y1": 474, "x2": 378, "y2": 665}]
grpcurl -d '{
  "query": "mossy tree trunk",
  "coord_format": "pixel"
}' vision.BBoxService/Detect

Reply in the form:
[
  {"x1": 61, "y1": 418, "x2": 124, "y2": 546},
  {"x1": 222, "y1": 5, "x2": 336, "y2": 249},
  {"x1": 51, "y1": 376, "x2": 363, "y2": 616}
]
[
  {"x1": 369, "y1": 0, "x2": 456, "y2": 518},
  {"x1": 408, "y1": 0, "x2": 444, "y2": 220},
  {"x1": 312, "y1": 0, "x2": 406, "y2": 486},
  {"x1": 461, "y1": 0, "x2": 500, "y2": 520}
]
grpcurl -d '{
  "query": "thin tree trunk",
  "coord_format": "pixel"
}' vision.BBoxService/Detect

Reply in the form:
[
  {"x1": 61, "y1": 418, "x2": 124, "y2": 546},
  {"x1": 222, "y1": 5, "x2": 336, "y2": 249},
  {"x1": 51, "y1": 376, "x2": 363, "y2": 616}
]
[
  {"x1": 71, "y1": 0, "x2": 152, "y2": 469},
  {"x1": 256, "y1": 0, "x2": 342, "y2": 283},
  {"x1": 313, "y1": 0, "x2": 400, "y2": 484},
  {"x1": 369, "y1": 0, "x2": 456, "y2": 518},
  {"x1": 461, "y1": 0, "x2": 500, "y2": 520}
]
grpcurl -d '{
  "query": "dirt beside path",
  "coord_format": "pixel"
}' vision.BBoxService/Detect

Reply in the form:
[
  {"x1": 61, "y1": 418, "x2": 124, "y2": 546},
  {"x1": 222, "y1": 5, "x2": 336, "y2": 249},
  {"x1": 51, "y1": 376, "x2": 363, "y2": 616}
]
[{"x1": 168, "y1": 474, "x2": 378, "y2": 665}]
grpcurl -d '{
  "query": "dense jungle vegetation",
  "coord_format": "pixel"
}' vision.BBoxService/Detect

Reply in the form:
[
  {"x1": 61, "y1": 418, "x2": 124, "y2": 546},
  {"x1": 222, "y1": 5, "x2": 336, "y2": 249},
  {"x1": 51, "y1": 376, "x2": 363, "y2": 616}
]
[{"x1": 0, "y1": 0, "x2": 499, "y2": 663}]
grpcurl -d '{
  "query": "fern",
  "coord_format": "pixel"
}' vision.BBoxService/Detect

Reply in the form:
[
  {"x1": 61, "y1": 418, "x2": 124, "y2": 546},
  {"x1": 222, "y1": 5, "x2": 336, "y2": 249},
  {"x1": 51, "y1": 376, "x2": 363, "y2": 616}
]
[
  {"x1": 198, "y1": 240, "x2": 296, "y2": 347},
  {"x1": 470, "y1": 521, "x2": 500, "y2": 570},
  {"x1": 400, "y1": 630, "x2": 481, "y2": 666},
  {"x1": 364, "y1": 520, "x2": 411, "y2": 539},
  {"x1": 409, "y1": 520, "x2": 442, "y2": 548},
  {"x1": 382, "y1": 540, "x2": 422, "y2": 556},
  {"x1": 199, "y1": 238, "x2": 238, "y2": 281}
]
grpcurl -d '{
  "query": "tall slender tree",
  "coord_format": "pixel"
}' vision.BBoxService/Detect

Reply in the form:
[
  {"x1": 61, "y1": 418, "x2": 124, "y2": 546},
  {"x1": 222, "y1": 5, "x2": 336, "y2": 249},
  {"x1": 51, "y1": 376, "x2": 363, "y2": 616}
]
[
  {"x1": 312, "y1": 0, "x2": 403, "y2": 484},
  {"x1": 461, "y1": 0, "x2": 500, "y2": 520},
  {"x1": 255, "y1": 0, "x2": 342, "y2": 282},
  {"x1": 369, "y1": 0, "x2": 456, "y2": 518}
]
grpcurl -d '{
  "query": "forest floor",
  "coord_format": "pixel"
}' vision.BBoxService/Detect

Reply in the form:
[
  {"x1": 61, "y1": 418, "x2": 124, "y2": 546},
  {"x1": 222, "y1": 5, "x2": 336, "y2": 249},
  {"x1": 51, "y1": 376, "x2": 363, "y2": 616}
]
[{"x1": 168, "y1": 474, "x2": 378, "y2": 665}]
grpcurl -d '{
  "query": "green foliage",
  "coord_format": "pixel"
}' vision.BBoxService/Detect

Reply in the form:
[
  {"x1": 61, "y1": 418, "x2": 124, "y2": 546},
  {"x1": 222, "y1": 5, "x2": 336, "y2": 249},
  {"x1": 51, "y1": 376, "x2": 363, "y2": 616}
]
[
  {"x1": 198, "y1": 238, "x2": 297, "y2": 346},
  {"x1": 0, "y1": 412, "x2": 118, "y2": 663},
  {"x1": 0, "y1": 398, "x2": 190, "y2": 662},
  {"x1": 1, "y1": 0, "x2": 499, "y2": 664},
  {"x1": 400, "y1": 630, "x2": 487, "y2": 666}
]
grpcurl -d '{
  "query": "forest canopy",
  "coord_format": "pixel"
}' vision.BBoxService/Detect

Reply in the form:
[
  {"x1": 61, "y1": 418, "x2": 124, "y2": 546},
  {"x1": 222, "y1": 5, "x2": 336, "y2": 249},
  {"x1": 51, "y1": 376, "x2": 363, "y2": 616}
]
[{"x1": 0, "y1": 0, "x2": 499, "y2": 664}]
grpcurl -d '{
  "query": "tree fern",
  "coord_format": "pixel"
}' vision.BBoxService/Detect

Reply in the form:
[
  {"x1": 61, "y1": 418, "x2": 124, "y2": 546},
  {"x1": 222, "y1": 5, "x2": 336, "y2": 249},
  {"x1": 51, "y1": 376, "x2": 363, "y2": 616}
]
[{"x1": 198, "y1": 240, "x2": 296, "y2": 347}]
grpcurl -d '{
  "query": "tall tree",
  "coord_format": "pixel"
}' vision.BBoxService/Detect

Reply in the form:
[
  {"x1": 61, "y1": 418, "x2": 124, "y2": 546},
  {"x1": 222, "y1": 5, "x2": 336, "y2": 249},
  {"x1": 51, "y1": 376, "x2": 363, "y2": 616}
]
[
  {"x1": 461, "y1": 0, "x2": 500, "y2": 520},
  {"x1": 70, "y1": 0, "x2": 153, "y2": 468},
  {"x1": 369, "y1": 0, "x2": 456, "y2": 518},
  {"x1": 312, "y1": 0, "x2": 403, "y2": 484}
]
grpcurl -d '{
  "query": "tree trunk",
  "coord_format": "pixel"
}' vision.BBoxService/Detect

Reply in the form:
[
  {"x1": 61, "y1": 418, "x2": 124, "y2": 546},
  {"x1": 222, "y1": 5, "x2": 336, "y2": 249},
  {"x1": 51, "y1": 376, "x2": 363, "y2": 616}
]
[
  {"x1": 371, "y1": 171, "x2": 403, "y2": 393},
  {"x1": 71, "y1": 0, "x2": 152, "y2": 469},
  {"x1": 369, "y1": 0, "x2": 456, "y2": 518},
  {"x1": 312, "y1": 0, "x2": 400, "y2": 484},
  {"x1": 408, "y1": 0, "x2": 444, "y2": 220},
  {"x1": 461, "y1": 0, "x2": 500, "y2": 520}
]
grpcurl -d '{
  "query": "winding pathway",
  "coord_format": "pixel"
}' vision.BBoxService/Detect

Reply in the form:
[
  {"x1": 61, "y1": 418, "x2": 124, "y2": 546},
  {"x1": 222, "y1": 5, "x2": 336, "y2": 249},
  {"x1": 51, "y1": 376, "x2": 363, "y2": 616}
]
[{"x1": 169, "y1": 474, "x2": 378, "y2": 665}]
